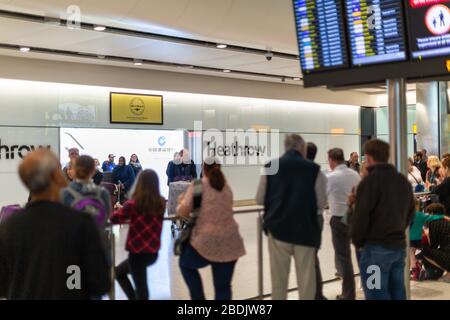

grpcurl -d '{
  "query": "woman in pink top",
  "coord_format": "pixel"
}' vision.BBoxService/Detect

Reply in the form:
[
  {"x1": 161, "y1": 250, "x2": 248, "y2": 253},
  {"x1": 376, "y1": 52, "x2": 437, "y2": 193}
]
[{"x1": 177, "y1": 158, "x2": 245, "y2": 300}]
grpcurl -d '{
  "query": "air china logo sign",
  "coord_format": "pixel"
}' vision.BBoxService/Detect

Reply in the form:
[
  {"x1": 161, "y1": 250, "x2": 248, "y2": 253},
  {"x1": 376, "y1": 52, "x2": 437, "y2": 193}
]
[{"x1": 0, "y1": 139, "x2": 51, "y2": 160}]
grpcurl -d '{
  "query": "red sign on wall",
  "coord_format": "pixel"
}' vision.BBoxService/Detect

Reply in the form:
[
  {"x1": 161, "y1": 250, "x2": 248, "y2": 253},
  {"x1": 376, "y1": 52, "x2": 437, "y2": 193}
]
[{"x1": 410, "y1": 0, "x2": 450, "y2": 8}]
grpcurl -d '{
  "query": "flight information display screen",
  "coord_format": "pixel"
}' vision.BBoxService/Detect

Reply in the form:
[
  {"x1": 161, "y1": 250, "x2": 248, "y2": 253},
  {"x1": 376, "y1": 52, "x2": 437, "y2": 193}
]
[
  {"x1": 345, "y1": 0, "x2": 408, "y2": 66},
  {"x1": 293, "y1": 0, "x2": 348, "y2": 73},
  {"x1": 406, "y1": 0, "x2": 450, "y2": 59}
]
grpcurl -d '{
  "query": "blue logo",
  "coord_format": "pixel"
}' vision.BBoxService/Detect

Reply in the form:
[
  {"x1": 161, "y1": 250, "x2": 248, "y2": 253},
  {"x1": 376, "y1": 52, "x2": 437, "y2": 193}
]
[{"x1": 158, "y1": 136, "x2": 166, "y2": 147}]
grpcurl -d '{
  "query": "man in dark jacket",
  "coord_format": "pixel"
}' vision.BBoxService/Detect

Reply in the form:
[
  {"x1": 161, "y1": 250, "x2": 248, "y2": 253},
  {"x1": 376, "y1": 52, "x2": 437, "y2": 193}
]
[
  {"x1": 0, "y1": 149, "x2": 111, "y2": 300},
  {"x1": 256, "y1": 134, "x2": 327, "y2": 300},
  {"x1": 414, "y1": 151, "x2": 428, "y2": 182},
  {"x1": 351, "y1": 139, "x2": 415, "y2": 300}
]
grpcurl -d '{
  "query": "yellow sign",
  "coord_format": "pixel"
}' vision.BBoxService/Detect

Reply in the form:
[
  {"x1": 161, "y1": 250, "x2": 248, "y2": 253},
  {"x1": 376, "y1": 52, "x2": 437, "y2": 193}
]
[
  {"x1": 447, "y1": 60, "x2": 450, "y2": 72},
  {"x1": 110, "y1": 93, "x2": 163, "y2": 125}
]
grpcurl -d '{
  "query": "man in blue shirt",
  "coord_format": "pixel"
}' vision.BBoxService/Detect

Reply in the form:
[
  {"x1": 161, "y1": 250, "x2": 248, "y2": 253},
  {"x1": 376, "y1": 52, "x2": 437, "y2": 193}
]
[{"x1": 102, "y1": 154, "x2": 116, "y2": 173}]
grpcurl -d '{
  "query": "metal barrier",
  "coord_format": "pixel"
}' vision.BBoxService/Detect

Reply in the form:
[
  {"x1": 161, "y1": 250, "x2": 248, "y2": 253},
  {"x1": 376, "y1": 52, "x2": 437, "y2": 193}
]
[
  {"x1": 111, "y1": 193, "x2": 433, "y2": 300},
  {"x1": 165, "y1": 205, "x2": 266, "y2": 299},
  {"x1": 165, "y1": 205, "x2": 351, "y2": 300},
  {"x1": 106, "y1": 226, "x2": 116, "y2": 300}
]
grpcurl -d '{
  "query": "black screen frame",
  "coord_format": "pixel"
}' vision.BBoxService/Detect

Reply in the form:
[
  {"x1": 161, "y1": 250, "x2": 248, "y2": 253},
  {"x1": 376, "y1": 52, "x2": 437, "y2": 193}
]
[
  {"x1": 344, "y1": 0, "x2": 410, "y2": 68},
  {"x1": 404, "y1": 0, "x2": 450, "y2": 61},
  {"x1": 292, "y1": 0, "x2": 350, "y2": 74}
]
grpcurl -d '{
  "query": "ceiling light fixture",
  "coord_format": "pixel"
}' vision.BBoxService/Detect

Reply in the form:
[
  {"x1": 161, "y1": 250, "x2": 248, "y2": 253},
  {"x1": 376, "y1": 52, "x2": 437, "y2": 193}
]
[
  {"x1": 216, "y1": 44, "x2": 228, "y2": 49},
  {"x1": 133, "y1": 59, "x2": 143, "y2": 66},
  {"x1": 293, "y1": 77, "x2": 301, "y2": 81},
  {"x1": 223, "y1": 69, "x2": 231, "y2": 73},
  {"x1": 94, "y1": 25, "x2": 106, "y2": 32},
  {"x1": 98, "y1": 55, "x2": 106, "y2": 59},
  {"x1": 19, "y1": 47, "x2": 30, "y2": 52}
]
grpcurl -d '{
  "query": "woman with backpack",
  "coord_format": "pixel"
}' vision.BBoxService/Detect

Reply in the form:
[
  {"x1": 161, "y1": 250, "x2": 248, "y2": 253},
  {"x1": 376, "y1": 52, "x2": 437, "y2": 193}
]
[
  {"x1": 61, "y1": 155, "x2": 112, "y2": 228},
  {"x1": 110, "y1": 169, "x2": 166, "y2": 300},
  {"x1": 176, "y1": 157, "x2": 245, "y2": 300},
  {"x1": 408, "y1": 158, "x2": 424, "y2": 192}
]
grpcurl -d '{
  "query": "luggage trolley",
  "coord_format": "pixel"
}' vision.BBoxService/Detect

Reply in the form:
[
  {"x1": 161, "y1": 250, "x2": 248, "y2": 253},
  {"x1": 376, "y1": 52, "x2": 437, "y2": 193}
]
[{"x1": 167, "y1": 181, "x2": 192, "y2": 238}]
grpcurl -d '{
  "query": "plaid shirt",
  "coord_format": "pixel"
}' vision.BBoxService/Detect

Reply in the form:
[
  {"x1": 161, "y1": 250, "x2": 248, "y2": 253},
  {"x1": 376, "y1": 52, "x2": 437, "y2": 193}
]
[{"x1": 110, "y1": 200, "x2": 163, "y2": 254}]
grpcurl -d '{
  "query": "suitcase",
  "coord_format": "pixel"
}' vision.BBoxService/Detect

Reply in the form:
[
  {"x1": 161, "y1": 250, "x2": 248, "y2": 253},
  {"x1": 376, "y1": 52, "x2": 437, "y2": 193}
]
[
  {"x1": 0, "y1": 204, "x2": 22, "y2": 224},
  {"x1": 167, "y1": 181, "x2": 191, "y2": 216}
]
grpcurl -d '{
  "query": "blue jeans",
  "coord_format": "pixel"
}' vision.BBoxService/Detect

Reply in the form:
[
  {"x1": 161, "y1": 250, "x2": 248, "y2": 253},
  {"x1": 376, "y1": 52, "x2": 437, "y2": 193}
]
[
  {"x1": 357, "y1": 245, "x2": 406, "y2": 300},
  {"x1": 179, "y1": 244, "x2": 237, "y2": 300}
]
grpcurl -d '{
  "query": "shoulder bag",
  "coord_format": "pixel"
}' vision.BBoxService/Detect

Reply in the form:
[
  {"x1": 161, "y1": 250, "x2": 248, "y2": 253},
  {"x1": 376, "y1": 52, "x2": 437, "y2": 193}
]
[{"x1": 174, "y1": 179, "x2": 203, "y2": 256}]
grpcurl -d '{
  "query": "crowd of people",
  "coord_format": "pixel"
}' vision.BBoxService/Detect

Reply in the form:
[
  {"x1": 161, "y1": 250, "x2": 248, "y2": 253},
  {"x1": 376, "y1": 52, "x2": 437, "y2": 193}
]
[{"x1": 0, "y1": 137, "x2": 448, "y2": 300}]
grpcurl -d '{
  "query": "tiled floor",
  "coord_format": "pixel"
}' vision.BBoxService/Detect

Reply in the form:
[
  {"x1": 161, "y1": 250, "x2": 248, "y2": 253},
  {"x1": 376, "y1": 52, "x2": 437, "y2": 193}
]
[
  {"x1": 305, "y1": 278, "x2": 450, "y2": 300},
  {"x1": 112, "y1": 212, "x2": 449, "y2": 300}
]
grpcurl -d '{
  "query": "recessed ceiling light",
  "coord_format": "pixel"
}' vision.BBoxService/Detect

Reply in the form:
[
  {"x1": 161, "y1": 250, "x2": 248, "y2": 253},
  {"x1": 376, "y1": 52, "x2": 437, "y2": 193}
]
[
  {"x1": 293, "y1": 77, "x2": 301, "y2": 81},
  {"x1": 216, "y1": 44, "x2": 228, "y2": 49},
  {"x1": 19, "y1": 47, "x2": 30, "y2": 52},
  {"x1": 223, "y1": 69, "x2": 231, "y2": 73},
  {"x1": 98, "y1": 55, "x2": 106, "y2": 59},
  {"x1": 94, "y1": 25, "x2": 106, "y2": 32},
  {"x1": 133, "y1": 59, "x2": 143, "y2": 66}
]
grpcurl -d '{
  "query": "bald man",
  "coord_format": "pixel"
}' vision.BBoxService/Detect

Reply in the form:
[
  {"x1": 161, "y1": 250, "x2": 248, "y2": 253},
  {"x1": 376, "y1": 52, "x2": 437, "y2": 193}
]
[{"x1": 0, "y1": 149, "x2": 111, "y2": 300}]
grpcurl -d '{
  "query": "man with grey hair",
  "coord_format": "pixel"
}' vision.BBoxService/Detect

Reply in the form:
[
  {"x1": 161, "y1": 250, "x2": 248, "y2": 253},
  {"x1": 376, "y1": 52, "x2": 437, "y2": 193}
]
[
  {"x1": 256, "y1": 134, "x2": 327, "y2": 300},
  {"x1": 0, "y1": 149, "x2": 110, "y2": 300}
]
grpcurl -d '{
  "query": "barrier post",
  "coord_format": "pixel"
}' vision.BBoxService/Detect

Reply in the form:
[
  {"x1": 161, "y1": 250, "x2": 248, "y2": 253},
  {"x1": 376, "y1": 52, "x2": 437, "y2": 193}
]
[
  {"x1": 257, "y1": 210, "x2": 264, "y2": 300},
  {"x1": 109, "y1": 230, "x2": 116, "y2": 300}
]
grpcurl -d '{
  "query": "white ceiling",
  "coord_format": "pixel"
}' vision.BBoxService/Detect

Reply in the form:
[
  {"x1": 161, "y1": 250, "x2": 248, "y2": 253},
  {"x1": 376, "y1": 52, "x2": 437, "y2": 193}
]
[
  {"x1": 0, "y1": 0, "x2": 303, "y2": 82},
  {"x1": 0, "y1": 0, "x2": 390, "y2": 93},
  {"x1": 0, "y1": 0, "x2": 298, "y2": 52},
  {"x1": 0, "y1": 16, "x2": 299, "y2": 75}
]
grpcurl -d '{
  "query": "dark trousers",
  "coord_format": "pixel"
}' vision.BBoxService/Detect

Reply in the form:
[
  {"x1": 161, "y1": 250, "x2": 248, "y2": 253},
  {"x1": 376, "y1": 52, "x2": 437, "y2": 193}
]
[
  {"x1": 180, "y1": 244, "x2": 237, "y2": 300},
  {"x1": 115, "y1": 253, "x2": 158, "y2": 300},
  {"x1": 315, "y1": 253, "x2": 325, "y2": 299},
  {"x1": 330, "y1": 216, "x2": 355, "y2": 300},
  {"x1": 315, "y1": 214, "x2": 325, "y2": 300}
]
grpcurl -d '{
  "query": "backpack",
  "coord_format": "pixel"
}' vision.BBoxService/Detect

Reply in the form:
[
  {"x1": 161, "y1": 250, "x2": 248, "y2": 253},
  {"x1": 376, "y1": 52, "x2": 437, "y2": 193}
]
[
  {"x1": 418, "y1": 259, "x2": 444, "y2": 281},
  {"x1": 66, "y1": 187, "x2": 107, "y2": 227},
  {"x1": 0, "y1": 204, "x2": 22, "y2": 224}
]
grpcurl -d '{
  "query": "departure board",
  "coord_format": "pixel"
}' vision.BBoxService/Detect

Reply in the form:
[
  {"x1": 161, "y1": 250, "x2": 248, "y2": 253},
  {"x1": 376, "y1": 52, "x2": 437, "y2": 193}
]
[
  {"x1": 406, "y1": 0, "x2": 450, "y2": 59},
  {"x1": 293, "y1": 0, "x2": 348, "y2": 73},
  {"x1": 345, "y1": 0, "x2": 408, "y2": 66}
]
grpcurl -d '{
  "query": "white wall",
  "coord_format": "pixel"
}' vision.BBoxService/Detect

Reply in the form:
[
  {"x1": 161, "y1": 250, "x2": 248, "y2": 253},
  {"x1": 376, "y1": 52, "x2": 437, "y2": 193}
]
[
  {"x1": 0, "y1": 55, "x2": 378, "y2": 107},
  {"x1": 0, "y1": 127, "x2": 60, "y2": 207},
  {"x1": 0, "y1": 78, "x2": 362, "y2": 201}
]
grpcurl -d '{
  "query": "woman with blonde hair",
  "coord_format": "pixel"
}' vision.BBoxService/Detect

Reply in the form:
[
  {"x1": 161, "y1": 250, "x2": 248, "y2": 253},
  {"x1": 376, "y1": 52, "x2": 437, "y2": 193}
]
[{"x1": 426, "y1": 156, "x2": 443, "y2": 190}]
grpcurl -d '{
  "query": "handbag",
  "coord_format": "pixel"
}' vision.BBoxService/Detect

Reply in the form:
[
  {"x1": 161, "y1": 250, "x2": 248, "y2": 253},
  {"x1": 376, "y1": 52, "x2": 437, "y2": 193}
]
[
  {"x1": 174, "y1": 179, "x2": 203, "y2": 256},
  {"x1": 409, "y1": 172, "x2": 425, "y2": 193}
]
